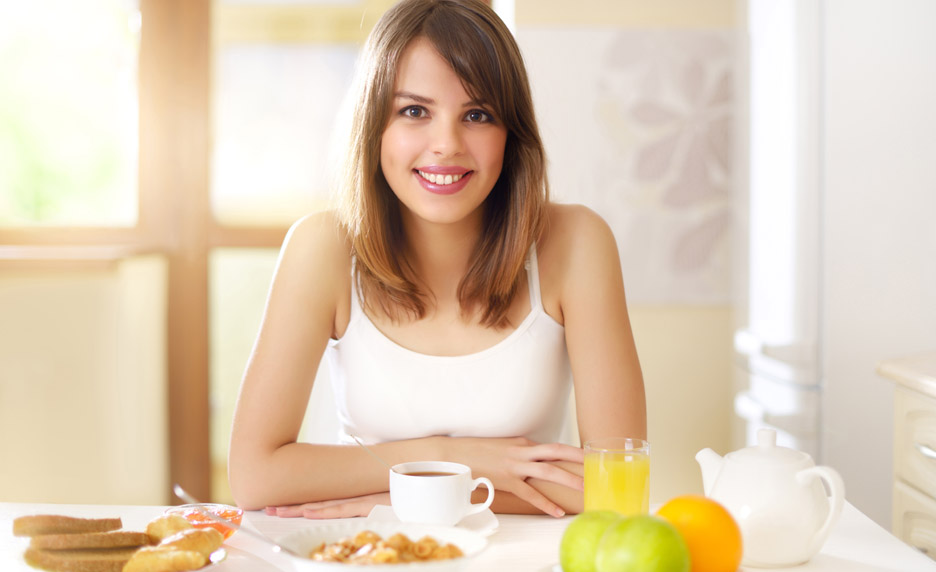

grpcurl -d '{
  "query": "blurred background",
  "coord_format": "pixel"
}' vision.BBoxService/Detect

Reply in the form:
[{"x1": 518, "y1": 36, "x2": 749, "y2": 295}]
[{"x1": 1, "y1": 0, "x2": 934, "y2": 545}]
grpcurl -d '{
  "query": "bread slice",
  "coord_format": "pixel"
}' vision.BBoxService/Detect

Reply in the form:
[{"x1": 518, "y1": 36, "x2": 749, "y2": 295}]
[
  {"x1": 13, "y1": 516, "x2": 122, "y2": 537},
  {"x1": 23, "y1": 546, "x2": 139, "y2": 572},
  {"x1": 29, "y1": 530, "x2": 152, "y2": 550}
]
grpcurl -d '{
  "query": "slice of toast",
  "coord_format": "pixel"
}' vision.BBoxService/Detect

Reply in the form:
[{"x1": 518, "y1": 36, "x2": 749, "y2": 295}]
[
  {"x1": 29, "y1": 530, "x2": 152, "y2": 550},
  {"x1": 23, "y1": 546, "x2": 139, "y2": 572},
  {"x1": 13, "y1": 515, "x2": 122, "y2": 537}
]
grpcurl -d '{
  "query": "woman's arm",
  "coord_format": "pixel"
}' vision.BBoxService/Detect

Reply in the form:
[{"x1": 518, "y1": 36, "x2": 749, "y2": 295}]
[
  {"x1": 459, "y1": 204, "x2": 646, "y2": 517},
  {"x1": 477, "y1": 460, "x2": 584, "y2": 515},
  {"x1": 269, "y1": 451, "x2": 584, "y2": 519},
  {"x1": 441, "y1": 207, "x2": 645, "y2": 517},
  {"x1": 544, "y1": 203, "x2": 647, "y2": 444},
  {"x1": 229, "y1": 212, "x2": 424, "y2": 508}
]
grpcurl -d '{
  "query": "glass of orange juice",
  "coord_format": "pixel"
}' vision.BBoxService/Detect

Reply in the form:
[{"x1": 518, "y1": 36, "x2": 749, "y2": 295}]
[{"x1": 584, "y1": 438, "x2": 650, "y2": 516}]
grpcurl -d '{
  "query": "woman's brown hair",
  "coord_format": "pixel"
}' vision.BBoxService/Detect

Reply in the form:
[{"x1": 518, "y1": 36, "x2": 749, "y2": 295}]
[{"x1": 336, "y1": 0, "x2": 548, "y2": 328}]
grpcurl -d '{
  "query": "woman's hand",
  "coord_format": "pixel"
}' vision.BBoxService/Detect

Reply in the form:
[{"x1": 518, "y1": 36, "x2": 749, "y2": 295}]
[
  {"x1": 258, "y1": 437, "x2": 583, "y2": 519},
  {"x1": 449, "y1": 437, "x2": 584, "y2": 518},
  {"x1": 265, "y1": 492, "x2": 390, "y2": 519}
]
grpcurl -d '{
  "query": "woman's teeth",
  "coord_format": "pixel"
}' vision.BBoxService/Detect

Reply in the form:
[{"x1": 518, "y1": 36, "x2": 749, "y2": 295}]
[{"x1": 417, "y1": 170, "x2": 464, "y2": 185}]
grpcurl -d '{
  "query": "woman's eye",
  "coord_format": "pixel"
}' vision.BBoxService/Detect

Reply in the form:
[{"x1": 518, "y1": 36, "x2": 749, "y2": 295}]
[
  {"x1": 466, "y1": 110, "x2": 493, "y2": 123},
  {"x1": 401, "y1": 106, "x2": 426, "y2": 119}
]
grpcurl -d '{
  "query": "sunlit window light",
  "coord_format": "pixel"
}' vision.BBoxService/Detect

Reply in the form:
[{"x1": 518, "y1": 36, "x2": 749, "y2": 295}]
[{"x1": 0, "y1": 0, "x2": 140, "y2": 227}]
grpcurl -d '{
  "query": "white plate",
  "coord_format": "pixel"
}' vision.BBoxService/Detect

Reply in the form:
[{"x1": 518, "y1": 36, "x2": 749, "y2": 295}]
[
  {"x1": 366, "y1": 505, "x2": 499, "y2": 537},
  {"x1": 276, "y1": 521, "x2": 487, "y2": 571}
]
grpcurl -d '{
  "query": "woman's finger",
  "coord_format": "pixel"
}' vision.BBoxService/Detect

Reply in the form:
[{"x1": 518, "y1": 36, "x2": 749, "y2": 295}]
[
  {"x1": 302, "y1": 493, "x2": 390, "y2": 519},
  {"x1": 267, "y1": 493, "x2": 385, "y2": 518},
  {"x1": 508, "y1": 481, "x2": 566, "y2": 518},
  {"x1": 302, "y1": 493, "x2": 388, "y2": 520},
  {"x1": 267, "y1": 504, "x2": 307, "y2": 518},
  {"x1": 302, "y1": 503, "x2": 363, "y2": 519},
  {"x1": 518, "y1": 461, "x2": 584, "y2": 491},
  {"x1": 515, "y1": 442, "x2": 585, "y2": 463}
]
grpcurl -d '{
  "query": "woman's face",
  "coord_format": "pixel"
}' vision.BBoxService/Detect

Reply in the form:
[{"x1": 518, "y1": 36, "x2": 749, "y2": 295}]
[{"x1": 380, "y1": 36, "x2": 508, "y2": 229}]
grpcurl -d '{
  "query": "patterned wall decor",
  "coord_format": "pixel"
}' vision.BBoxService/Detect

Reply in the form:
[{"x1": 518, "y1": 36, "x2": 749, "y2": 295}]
[{"x1": 519, "y1": 29, "x2": 734, "y2": 304}]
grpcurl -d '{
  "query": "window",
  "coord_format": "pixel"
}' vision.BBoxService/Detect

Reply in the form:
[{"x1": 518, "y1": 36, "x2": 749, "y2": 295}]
[{"x1": 0, "y1": 0, "x2": 139, "y2": 227}]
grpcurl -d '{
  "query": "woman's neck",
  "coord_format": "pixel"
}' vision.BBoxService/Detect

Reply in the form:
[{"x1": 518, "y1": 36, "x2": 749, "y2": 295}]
[{"x1": 400, "y1": 210, "x2": 483, "y2": 297}]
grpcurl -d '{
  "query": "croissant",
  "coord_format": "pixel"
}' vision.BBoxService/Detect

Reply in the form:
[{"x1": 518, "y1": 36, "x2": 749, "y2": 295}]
[
  {"x1": 146, "y1": 514, "x2": 194, "y2": 543},
  {"x1": 159, "y1": 528, "x2": 224, "y2": 559},
  {"x1": 122, "y1": 546, "x2": 206, "y2": 572}
]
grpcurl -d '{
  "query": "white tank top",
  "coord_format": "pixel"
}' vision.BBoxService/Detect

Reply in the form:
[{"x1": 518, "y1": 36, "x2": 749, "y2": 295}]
[{"x1": 324, "y1": 248, "x2": 572, "y2": 446}]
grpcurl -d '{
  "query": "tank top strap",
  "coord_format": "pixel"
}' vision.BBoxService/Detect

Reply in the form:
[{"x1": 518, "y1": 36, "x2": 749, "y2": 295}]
[
  {"x1": 348, "y1": 256, "x2": 363, "y2": 321},
  {"x1": 526, "y1": 246, "x2": 543, "y2": 310}
]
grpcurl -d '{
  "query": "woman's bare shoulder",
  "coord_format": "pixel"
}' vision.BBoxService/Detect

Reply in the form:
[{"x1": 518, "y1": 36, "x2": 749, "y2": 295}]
[
  {"x1": 286, "y1": 210, "x2": 350, "y2": 250},
  {"x1": 276, "y1": 211, "x2": 351, "y2": 295},
  {"x1": 280, "y1": 210, "x2": 350, "y2": 265},
  {"x1": 538, "y1": 203, "x2": 621, "y2": 319},
  {"x1": 540, "y1": 202, "x2": 617, "y2": 260}
]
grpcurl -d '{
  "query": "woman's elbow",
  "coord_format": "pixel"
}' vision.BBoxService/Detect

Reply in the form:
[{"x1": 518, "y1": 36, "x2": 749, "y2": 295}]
[{"x1": 227, "y1": 451, "x2": 270, "y2": 510}]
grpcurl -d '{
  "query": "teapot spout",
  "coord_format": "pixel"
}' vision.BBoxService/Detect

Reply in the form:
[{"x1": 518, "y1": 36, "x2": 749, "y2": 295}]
[{"x1": 695, "y1": 448, "x2": 724, "y2": 496}]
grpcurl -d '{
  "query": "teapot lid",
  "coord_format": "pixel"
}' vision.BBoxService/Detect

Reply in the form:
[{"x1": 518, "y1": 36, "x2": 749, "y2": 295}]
[{"x1": 728, "y1": 428, "x2": 813, "y2": 467}]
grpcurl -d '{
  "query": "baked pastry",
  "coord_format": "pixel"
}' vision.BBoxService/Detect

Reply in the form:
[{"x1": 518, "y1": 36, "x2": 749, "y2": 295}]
[
  {"x1": 13, "y1": 515, "x2": 122, "y2": 537},
  {"x1": 30, "y1": 531, "x2": 153, "y2": 550},
  {"x1": 158, "y1": 528, "x2": 224, "y2": 559},
  {"x1": 121, "y1": 546, "x2": 207, "y2": 572},
  {"x1": 17, "y1": 512, "x2": 224, "y2": 572},
  {"x1": 16, "y1": 515, "x2": 150, "y2": 572},
  {"x1": 145, "y1": 514, "x2": 194, "y2": 543},
  {"x1": 24, "y1": 546, "x2": 139, "y2": 572}
]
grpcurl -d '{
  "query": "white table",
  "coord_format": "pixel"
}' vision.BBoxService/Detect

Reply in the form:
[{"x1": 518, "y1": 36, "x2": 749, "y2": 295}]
[{"x1": 2, "y1": 501, "x2": 934, "y2": 571}]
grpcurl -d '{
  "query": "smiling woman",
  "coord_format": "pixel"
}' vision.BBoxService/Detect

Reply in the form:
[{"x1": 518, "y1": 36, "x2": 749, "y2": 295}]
[{"x1": 227, "y1": 0, "x2": 646, "y2": 522}]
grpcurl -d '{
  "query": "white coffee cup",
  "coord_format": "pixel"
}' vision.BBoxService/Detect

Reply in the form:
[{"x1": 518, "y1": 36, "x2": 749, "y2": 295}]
[{"x1": 389, "y1": 461, "x2": 495, "y2": 526}]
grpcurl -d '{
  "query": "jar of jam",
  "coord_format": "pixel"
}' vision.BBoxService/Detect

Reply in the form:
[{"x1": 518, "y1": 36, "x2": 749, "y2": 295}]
[{"x1": 164, "y1": 503, "x2": 243, "y2": 539}]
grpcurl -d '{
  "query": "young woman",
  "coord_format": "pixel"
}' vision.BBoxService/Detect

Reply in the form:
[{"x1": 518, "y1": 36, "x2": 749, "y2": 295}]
[{"x1": 228, "y1": 0, "x2": 645, "y2": 520}]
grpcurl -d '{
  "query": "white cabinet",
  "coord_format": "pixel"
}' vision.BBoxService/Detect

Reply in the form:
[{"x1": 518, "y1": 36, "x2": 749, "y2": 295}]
[{"x1": 879, "y1": 352, "x2": 936, "y2": 558}]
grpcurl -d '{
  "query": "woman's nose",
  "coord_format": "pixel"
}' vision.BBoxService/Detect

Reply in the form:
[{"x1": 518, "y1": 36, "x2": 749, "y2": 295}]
[{"x1": 429, "y1": 119, "x2": 464, "y2": 157}]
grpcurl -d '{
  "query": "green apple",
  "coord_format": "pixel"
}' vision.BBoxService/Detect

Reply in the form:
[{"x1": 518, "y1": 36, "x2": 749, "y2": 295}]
[
  {"x1": 559, "y1": 511, "x2": 622, "y2": 572},
  {"x1": 595, "y1": 515, "x2": 690, "y2": 572}
]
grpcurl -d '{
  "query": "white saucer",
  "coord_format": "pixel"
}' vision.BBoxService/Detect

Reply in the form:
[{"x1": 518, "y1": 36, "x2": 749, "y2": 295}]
[{"x1": 365, "y1": 505, "x2": 499, "y2": 537}]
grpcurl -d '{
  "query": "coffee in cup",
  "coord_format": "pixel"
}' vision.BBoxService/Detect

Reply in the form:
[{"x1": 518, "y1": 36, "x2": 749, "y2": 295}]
[{"x1": 389, "y1": 461, "x2": 494, "y2": 526}]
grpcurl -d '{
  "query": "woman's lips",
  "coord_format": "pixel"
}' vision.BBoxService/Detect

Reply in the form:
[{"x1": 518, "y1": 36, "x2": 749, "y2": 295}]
[{"x1": 414, "y1": 168, "x2": 472, "y2": 195}]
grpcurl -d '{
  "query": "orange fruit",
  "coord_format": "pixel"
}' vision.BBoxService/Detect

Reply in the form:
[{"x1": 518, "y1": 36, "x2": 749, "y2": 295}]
[{"x1": 656, "y1": 495, "x2": 742, "y2": 572}]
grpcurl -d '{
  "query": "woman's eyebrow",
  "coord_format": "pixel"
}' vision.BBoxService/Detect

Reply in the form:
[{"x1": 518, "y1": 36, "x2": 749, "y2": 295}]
[
  {"x1": 394, "y1": 91, "x2": 486, "y2": 109},
  {"x1": 394, "y1": 91, "x2": 433, "y2": 104}
]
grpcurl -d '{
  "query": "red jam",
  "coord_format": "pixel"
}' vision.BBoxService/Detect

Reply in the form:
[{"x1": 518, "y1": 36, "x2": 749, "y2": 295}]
[{"x1": 166, "y1": 504, "x2": 243, "y2": 539}]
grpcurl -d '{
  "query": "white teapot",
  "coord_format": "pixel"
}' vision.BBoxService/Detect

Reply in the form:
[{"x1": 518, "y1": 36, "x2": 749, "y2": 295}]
[{"x1": 695, "y1": 428, "x2": 845, "y2": 568}]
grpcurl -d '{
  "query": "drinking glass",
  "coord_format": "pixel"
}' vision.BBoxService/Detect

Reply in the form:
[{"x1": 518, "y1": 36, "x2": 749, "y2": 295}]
[{"x1": 584, "y1": 438, "x2": 650, "y2": 515}]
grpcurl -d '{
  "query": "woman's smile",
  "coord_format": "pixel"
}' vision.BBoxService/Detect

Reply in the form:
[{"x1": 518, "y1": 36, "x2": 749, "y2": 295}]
[{"x1": 415, "y1": 167, "x2": 473, "y2": 194}]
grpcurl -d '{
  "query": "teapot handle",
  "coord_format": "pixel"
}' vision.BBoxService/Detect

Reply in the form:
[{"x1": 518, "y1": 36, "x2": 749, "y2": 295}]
[{"x1": 796, "y1": 465, "x2": 845, "y2": 554}]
